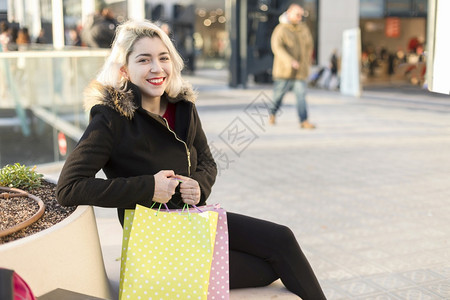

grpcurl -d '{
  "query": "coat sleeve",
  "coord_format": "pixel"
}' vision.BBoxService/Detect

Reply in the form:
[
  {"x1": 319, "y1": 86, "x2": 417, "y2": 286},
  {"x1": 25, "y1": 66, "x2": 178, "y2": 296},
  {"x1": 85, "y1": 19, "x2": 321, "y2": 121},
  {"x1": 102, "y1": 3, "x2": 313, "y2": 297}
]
[
  {"x1": 56, "y1": 106, "x2": 155, "y2": 208},
  {"x1": 305, "y1": 27, "x2": 314, "y2": 65},
  {"x1": 271, "y1": 25, "x2": 294, "y2": 63},
  {"x1": 189, "y1": 107, "x2": 217, "y2": 205}
]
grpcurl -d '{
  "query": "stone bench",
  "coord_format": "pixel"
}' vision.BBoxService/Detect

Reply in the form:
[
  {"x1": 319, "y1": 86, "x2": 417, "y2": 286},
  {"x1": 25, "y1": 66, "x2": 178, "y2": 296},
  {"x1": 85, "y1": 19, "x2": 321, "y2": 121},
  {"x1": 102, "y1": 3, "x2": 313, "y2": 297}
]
[
  {"x1": 107, "y1": 279, "x2": 299, "y2": 299},
  {"x1": 230, "y1": 280, "x2": 299, "y2": 299},
  {"x1": 96, "y1": 211, "x2": 299, "y2": 300}
]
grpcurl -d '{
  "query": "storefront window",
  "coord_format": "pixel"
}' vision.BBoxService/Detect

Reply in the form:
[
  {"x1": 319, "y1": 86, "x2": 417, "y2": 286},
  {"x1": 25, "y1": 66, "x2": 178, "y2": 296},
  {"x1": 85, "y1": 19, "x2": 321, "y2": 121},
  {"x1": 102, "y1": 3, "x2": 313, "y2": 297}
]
[
  {"x1": 386, "y1": 0, "x2": 412, "y2": 16},
  {"x1": 414, "y1": 0, "x2": 427, "y2": 15},
  {"x1": 194, "y1": 3, "x2": 227, "y2": 69},
  {"x1": 360, "y1": 0, "x2": 385, "y2": 18},
  {"x1": 303, "y1": 0, "x2": 318, "y2": 63},
  {"x1": 360, "y1": 0, "x2": 428, "y2": 85},
  {"x1": 361, "y1": 0, "x2": 428, "y2": 18}
]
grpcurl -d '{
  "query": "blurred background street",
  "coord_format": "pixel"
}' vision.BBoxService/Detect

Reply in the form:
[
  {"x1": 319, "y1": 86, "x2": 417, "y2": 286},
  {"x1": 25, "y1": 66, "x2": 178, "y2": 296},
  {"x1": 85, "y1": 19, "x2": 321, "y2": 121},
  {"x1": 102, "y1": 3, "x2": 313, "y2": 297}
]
[
  {"x1": 1, "y1": 0, "x2": 450, "y2": 299},
  {"x1": 37, "y1": 68, "x2": 450, "y2": 299}
]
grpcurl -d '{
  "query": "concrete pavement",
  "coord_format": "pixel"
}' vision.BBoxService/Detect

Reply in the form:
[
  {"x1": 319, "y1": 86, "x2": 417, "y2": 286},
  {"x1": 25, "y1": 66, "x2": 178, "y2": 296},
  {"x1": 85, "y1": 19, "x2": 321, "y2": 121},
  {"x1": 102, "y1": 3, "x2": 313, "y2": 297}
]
[{"x1": 38, "y1": 69, "x2": 450, "y2": 299}]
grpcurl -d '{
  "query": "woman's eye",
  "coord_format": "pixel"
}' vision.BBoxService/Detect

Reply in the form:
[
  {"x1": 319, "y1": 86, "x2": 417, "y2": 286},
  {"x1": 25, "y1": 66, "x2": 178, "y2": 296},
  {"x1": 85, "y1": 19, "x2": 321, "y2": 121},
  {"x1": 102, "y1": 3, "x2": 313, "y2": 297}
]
[{"x1": 161, "y1": 56, "x2": 170, "y2": 61}]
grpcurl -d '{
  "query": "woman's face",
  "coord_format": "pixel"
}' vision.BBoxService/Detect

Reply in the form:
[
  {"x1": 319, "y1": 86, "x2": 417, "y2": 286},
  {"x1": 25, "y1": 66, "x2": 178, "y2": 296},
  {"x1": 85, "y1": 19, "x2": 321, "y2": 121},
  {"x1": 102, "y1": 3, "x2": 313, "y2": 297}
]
[{"x1": 124, "y1": 36, "x2": 172, "y2": 102}]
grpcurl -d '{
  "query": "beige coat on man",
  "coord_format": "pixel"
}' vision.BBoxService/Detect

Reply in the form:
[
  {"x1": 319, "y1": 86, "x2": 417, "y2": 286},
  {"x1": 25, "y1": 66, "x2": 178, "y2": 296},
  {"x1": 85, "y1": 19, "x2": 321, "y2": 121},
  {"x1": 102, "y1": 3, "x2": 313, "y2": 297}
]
[{"x1": 271, "y1": 22, "x2": 313, "y2": 80}]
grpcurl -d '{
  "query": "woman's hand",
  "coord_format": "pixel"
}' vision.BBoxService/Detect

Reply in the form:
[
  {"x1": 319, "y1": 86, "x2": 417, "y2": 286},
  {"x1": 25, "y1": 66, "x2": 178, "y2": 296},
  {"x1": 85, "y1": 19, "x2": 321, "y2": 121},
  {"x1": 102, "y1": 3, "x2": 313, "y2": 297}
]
[
  {"x1": 174, "y1": 175, "x2": 201, "y2": 206},
  {"x1": 153, "y1": 170, "x2": 179, "y2": 203}
]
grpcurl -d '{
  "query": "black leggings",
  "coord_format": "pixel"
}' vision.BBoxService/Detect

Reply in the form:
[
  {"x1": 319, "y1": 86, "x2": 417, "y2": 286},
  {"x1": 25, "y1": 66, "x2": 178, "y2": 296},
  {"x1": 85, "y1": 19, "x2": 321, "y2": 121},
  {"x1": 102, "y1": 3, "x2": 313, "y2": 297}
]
[{"x1": 227, "y1": 212, "x2": 326, "y2": 300}]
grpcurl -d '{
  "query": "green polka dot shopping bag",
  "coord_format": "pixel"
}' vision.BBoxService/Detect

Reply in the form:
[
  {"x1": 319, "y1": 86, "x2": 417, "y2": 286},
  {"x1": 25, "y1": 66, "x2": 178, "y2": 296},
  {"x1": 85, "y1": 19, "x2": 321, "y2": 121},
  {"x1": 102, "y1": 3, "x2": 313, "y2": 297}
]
[{"x1": 119, "y1": 204, "x2": 218, "y2": 300}]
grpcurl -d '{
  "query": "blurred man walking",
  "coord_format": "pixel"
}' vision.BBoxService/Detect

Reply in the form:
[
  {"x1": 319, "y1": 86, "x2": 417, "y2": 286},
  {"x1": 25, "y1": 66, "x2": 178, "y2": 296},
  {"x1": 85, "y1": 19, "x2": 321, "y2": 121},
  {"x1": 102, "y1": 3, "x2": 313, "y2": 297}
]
[{"x1": 269, "y1": 4, "x2": 315, "y2": 129}]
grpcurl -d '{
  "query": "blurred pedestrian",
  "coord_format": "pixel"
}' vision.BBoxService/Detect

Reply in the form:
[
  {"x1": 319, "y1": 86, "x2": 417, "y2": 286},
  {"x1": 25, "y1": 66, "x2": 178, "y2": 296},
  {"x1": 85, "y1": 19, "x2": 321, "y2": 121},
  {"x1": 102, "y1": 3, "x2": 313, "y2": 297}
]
[
  {"x1": 0, "y1": 21, "x2": 11, "y2": 98},
  {"x1": 35, "y1": 28, "x2": 48, "y2": 44},
  {"x1": 81, "y1": 1, "x2": 118, "y2": 48},
  {"x1": 16, "y1": 27, "x2": 31, "y2": 49},
  {"x1": 324, "y1": 49, "x2": 339, "y2": 89},
  {"x1": 407, "y1": 36, "x2": 419, "y2": 54},
  {"x1": 269, "y1": 4, "x2": 315, "y2": 129},
  {"x1": 14, "y1": 28, "x2": 31, "y2": 90},
  {"x1": 0, "y1": 21, "x2": 12, "y2": 52},
  {"x1": 67, "y1": 28, "x2": 82, "y2": 46}
]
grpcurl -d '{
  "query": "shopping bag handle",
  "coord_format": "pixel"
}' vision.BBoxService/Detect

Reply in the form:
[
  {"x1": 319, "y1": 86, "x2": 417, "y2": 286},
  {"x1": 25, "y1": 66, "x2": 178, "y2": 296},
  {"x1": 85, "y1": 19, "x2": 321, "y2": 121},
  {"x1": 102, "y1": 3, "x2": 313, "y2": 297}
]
[
  {"x1": 150, "y1": 202, "x2": 194, "y2": 220},
  {"x1": 149, "y1": 202, "x2": 207, "y2": 214},
  {"x1": 192, "y1": 205, "x2": 203, "y2": 212},
  {"x1": 190, "y1": 203, "x2": 221, "y2": 213},
  {"x1": 150, "y1": 201, "x2": 169, "y2": 213}
]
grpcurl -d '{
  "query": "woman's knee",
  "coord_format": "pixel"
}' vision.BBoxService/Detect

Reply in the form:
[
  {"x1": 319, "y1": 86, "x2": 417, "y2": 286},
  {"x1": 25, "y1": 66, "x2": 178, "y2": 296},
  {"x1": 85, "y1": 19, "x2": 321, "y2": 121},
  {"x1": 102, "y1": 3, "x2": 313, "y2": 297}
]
[{"x1": 269, "y1": 224, "x2": 298, "y2": 249}]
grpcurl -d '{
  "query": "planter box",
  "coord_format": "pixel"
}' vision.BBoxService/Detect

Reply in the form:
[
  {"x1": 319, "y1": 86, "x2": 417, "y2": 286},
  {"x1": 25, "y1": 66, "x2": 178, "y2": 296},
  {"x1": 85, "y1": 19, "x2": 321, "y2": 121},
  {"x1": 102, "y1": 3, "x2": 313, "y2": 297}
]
[{"x1": 0, "y1": 205, "x2": 112, "y2": 299}]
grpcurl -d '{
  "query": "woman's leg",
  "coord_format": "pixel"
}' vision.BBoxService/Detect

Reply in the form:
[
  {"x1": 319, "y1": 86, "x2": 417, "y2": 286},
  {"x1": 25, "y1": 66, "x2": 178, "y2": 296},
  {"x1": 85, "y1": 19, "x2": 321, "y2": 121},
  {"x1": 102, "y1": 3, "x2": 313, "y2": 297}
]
[
  {"x1": 229, "y1": 250, "x2": 278, "y2": 288},
  {"x1": 227, "y1": 212, "x2": 326, "y2": 299}
]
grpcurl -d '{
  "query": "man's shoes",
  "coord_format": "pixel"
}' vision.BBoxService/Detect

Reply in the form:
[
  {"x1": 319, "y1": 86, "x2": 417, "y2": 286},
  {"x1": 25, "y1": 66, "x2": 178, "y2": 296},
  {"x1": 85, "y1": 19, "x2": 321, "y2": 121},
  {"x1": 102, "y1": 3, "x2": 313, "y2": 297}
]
[
  {"x1": 300, "y1": 120, "x2": 316, "y2": 129},
  {"x1": 269, "y1": 114, "x2": 276, "y2": 125}
]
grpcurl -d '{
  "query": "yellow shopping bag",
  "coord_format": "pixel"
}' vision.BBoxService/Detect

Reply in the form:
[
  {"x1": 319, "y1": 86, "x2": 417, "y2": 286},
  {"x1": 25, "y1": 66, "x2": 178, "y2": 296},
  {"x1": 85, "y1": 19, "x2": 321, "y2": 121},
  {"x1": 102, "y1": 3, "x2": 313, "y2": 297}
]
[{"x1": 119, "y1": 204, "x2": 218, "y2": 300}]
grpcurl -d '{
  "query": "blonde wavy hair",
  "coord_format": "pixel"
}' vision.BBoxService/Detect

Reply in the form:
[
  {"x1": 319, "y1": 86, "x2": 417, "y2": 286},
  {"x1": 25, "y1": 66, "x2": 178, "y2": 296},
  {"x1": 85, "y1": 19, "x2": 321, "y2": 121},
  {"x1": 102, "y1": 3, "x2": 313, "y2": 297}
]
[{"x1": 96, "y1": 20, "x2": 185, "y2": 98}]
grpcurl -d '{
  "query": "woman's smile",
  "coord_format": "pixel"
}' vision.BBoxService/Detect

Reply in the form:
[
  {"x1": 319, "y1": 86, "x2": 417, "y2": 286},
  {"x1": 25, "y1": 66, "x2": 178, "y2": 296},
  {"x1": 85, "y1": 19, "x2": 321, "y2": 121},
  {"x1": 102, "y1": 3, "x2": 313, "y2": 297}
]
[{"x1": 147, "y1": 77, "x2": 165, "y2": 85}]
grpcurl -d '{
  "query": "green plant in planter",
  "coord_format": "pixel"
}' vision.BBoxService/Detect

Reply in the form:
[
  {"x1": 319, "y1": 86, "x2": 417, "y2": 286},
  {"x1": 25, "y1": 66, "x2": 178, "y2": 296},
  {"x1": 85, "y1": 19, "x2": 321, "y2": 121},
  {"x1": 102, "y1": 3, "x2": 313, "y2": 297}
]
[{"x1": 0, "y1": 163, "x2": 44, "y2": 190}]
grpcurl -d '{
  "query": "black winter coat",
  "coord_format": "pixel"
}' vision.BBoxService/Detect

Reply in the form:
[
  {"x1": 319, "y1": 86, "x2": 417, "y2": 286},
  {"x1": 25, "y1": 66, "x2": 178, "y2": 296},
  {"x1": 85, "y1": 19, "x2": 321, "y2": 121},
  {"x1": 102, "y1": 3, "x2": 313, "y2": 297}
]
[{"x1": 56, "y1": 81, "x2": 217, "y2": 224}]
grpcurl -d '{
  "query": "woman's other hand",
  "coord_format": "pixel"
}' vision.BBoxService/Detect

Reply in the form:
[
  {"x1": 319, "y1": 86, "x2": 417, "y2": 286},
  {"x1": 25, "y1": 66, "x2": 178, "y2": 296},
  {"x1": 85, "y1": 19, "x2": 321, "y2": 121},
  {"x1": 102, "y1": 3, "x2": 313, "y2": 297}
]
[
  {"x1": 153, "y1": 170, "x2": 179, "y2": 203},
  {"x1": 174, "y1": 175, "x2": 201, "y2": 206}
]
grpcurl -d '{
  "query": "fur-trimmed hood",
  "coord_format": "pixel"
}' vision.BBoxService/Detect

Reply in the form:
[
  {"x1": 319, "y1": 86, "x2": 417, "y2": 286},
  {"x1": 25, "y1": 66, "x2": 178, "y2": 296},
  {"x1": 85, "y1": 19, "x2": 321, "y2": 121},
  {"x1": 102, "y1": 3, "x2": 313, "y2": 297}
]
[{"x1": 83, "y1": 81, "x2": 197, "y2": 119}]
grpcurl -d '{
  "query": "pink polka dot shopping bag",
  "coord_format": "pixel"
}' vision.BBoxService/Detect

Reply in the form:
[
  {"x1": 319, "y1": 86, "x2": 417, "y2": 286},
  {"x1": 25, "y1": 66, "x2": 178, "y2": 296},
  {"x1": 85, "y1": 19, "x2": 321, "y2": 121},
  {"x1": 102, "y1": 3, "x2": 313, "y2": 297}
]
[{"x1": 186, "y1": 204, "x2": 229, "y2": 300}]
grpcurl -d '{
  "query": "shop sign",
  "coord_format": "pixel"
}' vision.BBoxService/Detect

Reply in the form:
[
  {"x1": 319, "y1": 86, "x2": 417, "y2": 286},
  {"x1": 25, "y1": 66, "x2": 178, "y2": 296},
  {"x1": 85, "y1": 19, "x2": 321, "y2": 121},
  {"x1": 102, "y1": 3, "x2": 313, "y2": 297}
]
[
  {"x1": 58, "y1": 132, "x2": 67, "y2": 156},
  {"x1": 385, "y1": 17, "x2": 400, "y2": 38}
]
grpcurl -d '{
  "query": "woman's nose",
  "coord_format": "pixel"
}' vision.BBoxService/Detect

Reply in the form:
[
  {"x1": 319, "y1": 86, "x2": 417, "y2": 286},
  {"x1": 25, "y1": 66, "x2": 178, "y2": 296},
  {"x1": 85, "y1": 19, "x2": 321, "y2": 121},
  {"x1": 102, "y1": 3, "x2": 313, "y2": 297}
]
[{"x1": 150, "y1": 61, "x2": 162, "y2": 73}]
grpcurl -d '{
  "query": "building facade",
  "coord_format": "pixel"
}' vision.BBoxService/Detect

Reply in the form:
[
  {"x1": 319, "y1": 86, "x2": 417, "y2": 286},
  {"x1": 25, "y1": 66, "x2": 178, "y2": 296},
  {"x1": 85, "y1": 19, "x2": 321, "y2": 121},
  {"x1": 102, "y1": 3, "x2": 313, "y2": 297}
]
[{"x1": 1, "y1": 0, "x2": 428, "y2": 84}]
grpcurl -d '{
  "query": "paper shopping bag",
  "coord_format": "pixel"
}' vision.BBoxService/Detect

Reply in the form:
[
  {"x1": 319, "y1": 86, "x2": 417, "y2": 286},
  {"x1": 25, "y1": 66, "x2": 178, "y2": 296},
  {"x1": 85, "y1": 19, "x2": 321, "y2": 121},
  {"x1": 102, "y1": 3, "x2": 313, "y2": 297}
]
[
  {"x1": 189, "y1": 204, "x2": 229, "y2": 300},
  {"x1": 119, "y1": 204, "x2": 218, "y2": 300}
]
